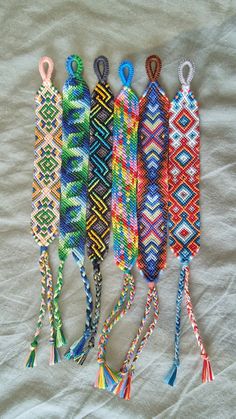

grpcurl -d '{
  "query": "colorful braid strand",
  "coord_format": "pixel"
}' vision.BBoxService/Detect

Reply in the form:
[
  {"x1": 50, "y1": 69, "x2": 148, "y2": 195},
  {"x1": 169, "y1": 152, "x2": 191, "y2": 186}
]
[
  {"x1": 95, "y1": 60, "x2": 139, "y2": 396},
  {"x1": 164, "y1": 59, "x2": 213, "y2": 386},
  {"x1": 53, "y1": 55, "x2": 93, "y2": 358},
  {"x1": 26, "y1": 57, "x2": 62, "y2": 367}
]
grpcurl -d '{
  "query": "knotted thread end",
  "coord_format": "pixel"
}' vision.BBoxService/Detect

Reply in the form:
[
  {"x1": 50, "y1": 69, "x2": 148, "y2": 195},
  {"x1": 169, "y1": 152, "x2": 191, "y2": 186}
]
[
  {"x1": 25, "y1": 347, "x2": 37, "y2": 368},
  {"x1": 55, "y1": 327, "x2": 67, "y2": 348},
  {"x1": 49, "y1": 344, "x2": 61, "y2": 366},
  {"x1": 202, "y1": 354, "x2": 214, "y2": 383},
  {"x1": 164, "y1": 361, "x2": 178, "y2": 386}
]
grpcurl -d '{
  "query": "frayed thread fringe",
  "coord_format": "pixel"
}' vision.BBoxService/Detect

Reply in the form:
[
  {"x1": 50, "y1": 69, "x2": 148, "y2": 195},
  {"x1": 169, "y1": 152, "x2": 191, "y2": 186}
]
[
  {"x1": 94, "y1": 362, "x2": 132, "y2": 400},
  {"x1": 49, "y1": 344, "x2": 61, "y2": 365},
  {"x1": 202, "y1": 357, "x2": 214, "y2": 383},
  {"x1": 64, "y1": 332, "x2": 94, "y2": 364},
  {"x1": 25, "y1": 348, "x2": 37, "y2": 368},
  {"x1": 55, "y1": 327, "x2": 67, "y2": 348},
  {"x1": 164, "y1": 362, "x2": 178, "y2": 386}
]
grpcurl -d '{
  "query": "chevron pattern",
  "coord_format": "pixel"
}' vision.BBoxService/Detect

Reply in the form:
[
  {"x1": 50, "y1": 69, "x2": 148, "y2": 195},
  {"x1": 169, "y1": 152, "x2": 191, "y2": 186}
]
[
  {"x1": 59, "y1": 61, "x2": 90, "y2": 265},
  {"x1": 137, "y1": 82, "x2": 169, "y2": 282},
  {"x1": 87, "y1": 82, "x2": 114, "y2": 261},
  {"x1": 168, "y1": 88, "x2": 200, "y2": 261},
  {"x1": 31, "y1": 84, "x2": 62, "y2": 247}
]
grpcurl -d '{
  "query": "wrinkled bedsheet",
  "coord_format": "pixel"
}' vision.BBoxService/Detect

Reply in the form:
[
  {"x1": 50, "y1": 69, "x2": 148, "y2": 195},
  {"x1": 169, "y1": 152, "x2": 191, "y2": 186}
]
[{"x1": 0, "y1": 0, "x2": 236, "y2": 417}]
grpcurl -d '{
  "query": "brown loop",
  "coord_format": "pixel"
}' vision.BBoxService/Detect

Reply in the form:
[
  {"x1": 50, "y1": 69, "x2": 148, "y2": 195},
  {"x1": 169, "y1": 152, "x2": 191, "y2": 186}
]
[{"x1": 145, "y1": 55, "x2": 162, "y2": 82}]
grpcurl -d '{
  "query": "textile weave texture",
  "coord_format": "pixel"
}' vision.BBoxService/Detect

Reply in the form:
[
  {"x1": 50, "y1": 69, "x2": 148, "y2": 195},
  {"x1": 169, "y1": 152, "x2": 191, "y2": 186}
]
[
  {"x1": 53, "y1": 55, "x2": 92, "y2": 352},
  {"x1": 165, "y1": 60, "x2": 213, "y2": 386},
  {"x1": 26, "y1": 56, "x2": 62, "y2": 367}
]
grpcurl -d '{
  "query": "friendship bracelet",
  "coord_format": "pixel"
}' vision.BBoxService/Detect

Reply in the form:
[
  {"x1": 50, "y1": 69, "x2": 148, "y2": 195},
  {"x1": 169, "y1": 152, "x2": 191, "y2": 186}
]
[
  {"x1": 26, "y1": 57, "x2": 62, "y2": 367},
  {"x1": 53, "y1": 56, "x2": 93, "y2": 359},
  {"x1": 164, "y1": 59, "x2": 213, "y2": 386},
  {"x1": 95, "y1": 60, "x2": 139, "y2": 395}
]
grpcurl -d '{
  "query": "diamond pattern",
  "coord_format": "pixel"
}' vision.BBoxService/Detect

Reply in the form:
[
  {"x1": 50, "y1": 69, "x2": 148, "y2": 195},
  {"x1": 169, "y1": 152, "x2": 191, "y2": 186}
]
[
  {"x1": 176, "y1": 149, "x2": 192, "y2": 166},
  {"x1": 173, "y1": 108, "x2": 195, "y2": 133},
  {"x1": 173, "y1": 219, "x2": 197, "y2": 245},
  {"x1": 168, "y1": 85, "x2": 200, "y2": 261},
  {"x1": 173, "y1": 183, "x2": 194, "y2": 206},
  {"x1": 32, "y1": 83, "x2": 62, "y2": 247}
]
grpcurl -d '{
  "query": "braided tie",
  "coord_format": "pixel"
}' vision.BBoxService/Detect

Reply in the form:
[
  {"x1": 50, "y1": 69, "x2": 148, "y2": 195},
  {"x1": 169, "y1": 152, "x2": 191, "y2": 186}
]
[
  {"x1": 165, "y1": 60, "x2": 213, "y2": 386},
  {"x1": 26, "y1": 57, "x2": 62, "y2": 367},
  {"x1": 95, "y1": 60, "x2": 139, "y2": 395},
  {"x1": 53, "y1": 55, "x2": 92, "y2": 360},
  {"x1": 67, "y1": 56, "x2": 114, "y2": 364}
]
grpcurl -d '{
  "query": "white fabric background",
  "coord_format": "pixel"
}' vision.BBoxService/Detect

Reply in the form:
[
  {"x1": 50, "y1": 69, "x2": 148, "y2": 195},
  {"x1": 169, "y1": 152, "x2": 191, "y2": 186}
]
[{"x1": 0, "y1": 0, "x2": 236, "y2": 417}]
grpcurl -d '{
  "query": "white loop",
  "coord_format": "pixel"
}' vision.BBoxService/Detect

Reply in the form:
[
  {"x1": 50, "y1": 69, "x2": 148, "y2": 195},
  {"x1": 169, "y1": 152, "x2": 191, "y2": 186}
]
[{"x1": 178, "y1": 59, "x2": 195, "y2": 87}]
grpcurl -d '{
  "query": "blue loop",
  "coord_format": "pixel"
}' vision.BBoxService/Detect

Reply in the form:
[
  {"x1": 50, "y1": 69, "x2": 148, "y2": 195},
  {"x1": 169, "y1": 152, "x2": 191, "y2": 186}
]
[
  {"x1": 119, "y1": 60, "x2": 134, "y2": 87},
  {"x1": 66, "y1": 55, "x2": 83, "y2": 78}
]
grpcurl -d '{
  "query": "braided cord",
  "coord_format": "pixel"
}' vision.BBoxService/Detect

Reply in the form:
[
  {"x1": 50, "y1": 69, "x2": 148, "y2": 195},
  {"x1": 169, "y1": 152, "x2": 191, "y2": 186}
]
[
  {"x1": 43, "y1": 250, "x2": 60, "y2": 365},
  {"x1": 26, "y1": 57, "x2": 62, "y2": 367},
  {"x1": 97, "y1": 273, "x2": 135, "y2": 363},
  {"x1": 80, "y1": 265, "x2": 93, "y2": 332},
  {"x1": 121, "y1": 286, "x2": 159, "y2": 373},
  {"x1": 132, "y1": 287, "x2": 159, "y2": 365},
  {"x1": 53, "y1": 260, "x2": 66, "y2": 347},
  {"x1": 90, "y1": 261, "x2": 102, "y2": 336},
  {"x1": 25, "y1": 251, "x2": 47, "y2": 367},
  {"x1": 173, "y1": 263, "x2": 186, "y2": 366},
  {"x1": 184, "y1": 265, "x2": 214, "y2": 382},
  {"x1": 165, "y1": 60, "x2": 213, "y2": 385}
]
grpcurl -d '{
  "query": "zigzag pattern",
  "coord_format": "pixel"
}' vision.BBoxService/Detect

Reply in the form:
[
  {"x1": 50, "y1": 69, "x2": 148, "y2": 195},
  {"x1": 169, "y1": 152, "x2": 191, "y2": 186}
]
[
  {"x1": 53, "y1": 55, "x2": 93, "y2": 352},
  {"x1": 59, "y1": 63, "x2": 90, "y2": 264},
  {"x1": 168, "y1": 88, "x2": 200, "y2": 261},
  {"x1": 137, "y1": 82, "x2": 169, "y2": 281},
  {"x1": 31, "y1": 84, "x2": 62, "y2": 247},
  {"x1": 87, "y1": 82, "x2": 114, "y2": 261}
]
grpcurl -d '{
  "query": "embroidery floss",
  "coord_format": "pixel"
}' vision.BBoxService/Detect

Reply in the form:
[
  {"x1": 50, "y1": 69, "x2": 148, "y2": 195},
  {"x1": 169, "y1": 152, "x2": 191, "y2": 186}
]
[
  {"x1": 117, "y1": 55, "x2": 169, "y2": 397},
  {"x1": 65, "y1": 56, "x2": 114, "y2": 364},
  {"x1": 26, "y1": 56, "x2": 62, "y2": 367},
  {"x1": 95, "y1": 60, "x2": 139, "y2": 395},
  {"x1": 53, "y1": 55, "x2": 92, "y2": 357},
  {"x1": 164, "y1": 59, "x2": 213, "y2": 386},
  {"x1": 96, "y1": 55, "x2": 169, "y2": 400}
]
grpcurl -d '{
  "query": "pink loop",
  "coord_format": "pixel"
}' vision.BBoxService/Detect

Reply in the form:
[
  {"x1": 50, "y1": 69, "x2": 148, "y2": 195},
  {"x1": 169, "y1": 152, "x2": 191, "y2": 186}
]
[
  {"x1": 148, "y1": 282, "x2": 155, "y2": 289},
  {"x1": 39, "y1": 56, "x2": 54, "y2": 84}
]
